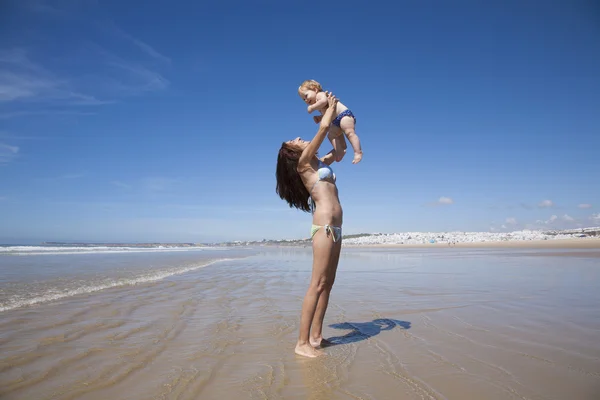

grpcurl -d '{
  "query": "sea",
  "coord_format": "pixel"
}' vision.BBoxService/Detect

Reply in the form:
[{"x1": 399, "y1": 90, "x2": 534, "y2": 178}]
[{"x1": 0, "y1": 244, "x2": 254, "y2": 312}]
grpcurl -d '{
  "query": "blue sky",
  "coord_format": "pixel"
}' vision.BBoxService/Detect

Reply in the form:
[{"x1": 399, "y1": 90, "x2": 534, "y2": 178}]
[{"x1": 1, "y1": 0, "x2": 599, "y2": 243}]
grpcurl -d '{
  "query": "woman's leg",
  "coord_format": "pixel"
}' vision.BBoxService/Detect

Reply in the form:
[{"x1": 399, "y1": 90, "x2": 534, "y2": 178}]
[
  {"x1": 310, "y1": 238, "x2": 342, "y2": 347},
  {"x1": 295, "y1": 228, "x2": 338, "y2": 358}
]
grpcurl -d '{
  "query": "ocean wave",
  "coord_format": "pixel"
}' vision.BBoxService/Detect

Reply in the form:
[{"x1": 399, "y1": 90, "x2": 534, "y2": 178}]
[
  {"x1": 0, "y1": 258, "x2": 233, "y2": 312},
  {"x1": 0, "y1": 245, "x2": 227, "y2": 256}
]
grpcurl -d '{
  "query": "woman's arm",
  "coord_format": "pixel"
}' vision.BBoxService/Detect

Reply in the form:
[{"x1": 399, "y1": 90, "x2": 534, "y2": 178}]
[{"x1": 298, "y1": 92, "x2": 338, "y2": 170}]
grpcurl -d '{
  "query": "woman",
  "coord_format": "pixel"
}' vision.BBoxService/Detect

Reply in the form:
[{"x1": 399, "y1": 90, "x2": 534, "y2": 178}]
[{"x1": 276, "y1": 92, "x2": 342, "y2": 358}]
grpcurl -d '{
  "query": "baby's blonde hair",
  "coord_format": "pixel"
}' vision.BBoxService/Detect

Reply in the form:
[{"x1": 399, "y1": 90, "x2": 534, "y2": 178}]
[{"x1": 299, "y1": 79, "x2": 323, "y2": 92}]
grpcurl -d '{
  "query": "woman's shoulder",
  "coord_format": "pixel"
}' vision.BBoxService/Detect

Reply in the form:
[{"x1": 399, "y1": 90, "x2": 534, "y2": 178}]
[{"x1": 296, "y1": 158, "x2": 318, "y2": 175}]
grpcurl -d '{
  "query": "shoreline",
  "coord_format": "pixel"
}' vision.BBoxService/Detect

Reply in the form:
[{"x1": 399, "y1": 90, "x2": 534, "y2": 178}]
[{"x1": 344, "y1": 238, "x2": 600, "y2": 249}]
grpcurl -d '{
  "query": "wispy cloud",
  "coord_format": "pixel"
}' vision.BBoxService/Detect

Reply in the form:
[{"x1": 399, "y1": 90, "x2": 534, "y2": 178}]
[
  {"x1": 1, "y1": 2, "x2": 171, "y2": 119},
  {"x1": 39, "y1": 172, "x2": 86, "y2": 182},
  {"x1": 0, "y1": 110, "x2": 97, "y2": 120},
  {"x1": 536, "y1": 214, "x2": 574, "y2": 225},
  {"x1": 529, "y1": 214, "x2": 583, "y2": 231},
  {"x1": 0, "y1": 48, "x2": 107, "y2": 105},
  {"x1": 425, "y1": 196, "x2": 454, "y2": 207},
  {"x1": 26, "y1": 0, "x2": 101, "y2": 17},
  {"x1": 0, "y1": 142, "x2": 19, "y2": 164},
  {"x1": 109, "y1": 177, "x2": 192, "y2": 193},
  {"x1": 496, "y1": 214, "x2": 595, "y2": 232},
  {"x1": 106, "y1": 23, "x2": 171, "y2": 64},
  {"x1": 437, "y1": 196, "x2": 454, "y2": 205},
  {"x1": 0, "y1": 131, "x2": 46, "y2": 140},
  {"x1": 141, "y1": 177, "x2": 181, "y2": 192},
  {"x1": 537, "y1": 199, "x2": 554, "y2": 208},
  {"x1": 578, "y1": 203, "x2": 592, "y2": 209},
  {"x1": 105, "y1": 58, "x2": 169, "y2": 93}
]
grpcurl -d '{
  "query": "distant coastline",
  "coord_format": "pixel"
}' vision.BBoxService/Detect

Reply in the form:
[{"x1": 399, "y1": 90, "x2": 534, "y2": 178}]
[
  {"x1": 215, "y1": 226, "x2": 600, "y2": 248},
  {"x1": 34, "y1": 226, "x2": 600, "y2": 249}
]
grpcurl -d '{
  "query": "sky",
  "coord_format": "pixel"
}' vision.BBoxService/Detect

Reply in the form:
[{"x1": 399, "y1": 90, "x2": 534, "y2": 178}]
[{"x1": 1, "y1": 0, "x2": 599, "y2": 244}]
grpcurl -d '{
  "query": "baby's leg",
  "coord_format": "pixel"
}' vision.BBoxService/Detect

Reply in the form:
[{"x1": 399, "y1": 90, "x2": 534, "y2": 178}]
[
  {"x1": 339, "y1": 116, "x2": 362, "y2": 164},
  {"x1": 328, "y1": 126, "x2": 347, "y2": 162}
]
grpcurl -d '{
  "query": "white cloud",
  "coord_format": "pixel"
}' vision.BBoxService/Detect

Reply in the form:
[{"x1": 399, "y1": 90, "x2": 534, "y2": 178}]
[
  {"x1": 578, "y1": 204, "x2": 592, "y2": 209},
  {"x1": 0, "y1": 142, "x2": 19, "y2": 163},
  {"x1": 529, "y1": 214, "x2": 583, "y2": 230},
  {"x1": 536, "y1": 214, "x2": 574, "y2": 225},
  {"x1": 505, "y1": 217, "x2": 517, "y2": 225},
  {"x1": 437, "y1": 196, "x2": 454, "y2": 205},
  {"x1": 591, "y1": 214, "x2": 600, "y2": 224},
  {"x1": 537, "y1": 200, "x2": 554, "y2": 208},
  {"x1": 424, "y1": 196, "x2": 454, "y2": 207}
]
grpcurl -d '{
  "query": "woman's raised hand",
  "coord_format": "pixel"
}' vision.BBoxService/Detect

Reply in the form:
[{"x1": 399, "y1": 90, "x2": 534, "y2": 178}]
[
  {"x1": 325, "y1": 91, "x2": 338, "y2": 110},
  {"x1": 319, "y1": 91, "x2": 339, "y2": 129}
]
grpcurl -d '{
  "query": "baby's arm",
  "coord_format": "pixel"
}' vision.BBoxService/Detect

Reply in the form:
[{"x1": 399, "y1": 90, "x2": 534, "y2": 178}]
[
  {"x1": 307, "y1": 92, "x2": 328, "y2": 113},
  {"x1": 320, "y1": 149, "x2": 337, "y2": 165}
]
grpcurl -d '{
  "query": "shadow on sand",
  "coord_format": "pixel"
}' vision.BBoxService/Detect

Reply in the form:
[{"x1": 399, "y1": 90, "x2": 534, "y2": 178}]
[{"x1": 325, "y1": 318, "x2": 411, "y2": 347}]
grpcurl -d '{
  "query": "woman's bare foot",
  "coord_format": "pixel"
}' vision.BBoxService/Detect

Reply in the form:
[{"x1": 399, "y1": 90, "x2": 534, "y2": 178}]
[
  {"x1": 310, "y1": 337, "x2": 333, "y2": 348},
  {"x1": 295, "y1": 342, "x2": 324, "y2": 358},
  {"x1": 352, "y1": 151, "x2": 363, "y2": 164}
]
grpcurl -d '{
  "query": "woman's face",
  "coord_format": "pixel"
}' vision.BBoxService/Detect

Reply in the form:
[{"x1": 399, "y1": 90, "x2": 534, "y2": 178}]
[{"x1": 287, "y1": 137, "x2": 309, "y2": 150}]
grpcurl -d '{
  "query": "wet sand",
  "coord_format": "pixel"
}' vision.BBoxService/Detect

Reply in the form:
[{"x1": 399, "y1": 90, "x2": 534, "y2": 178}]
[{"x1": 1, "y1": 247, "x2": 599, "y2": 399}]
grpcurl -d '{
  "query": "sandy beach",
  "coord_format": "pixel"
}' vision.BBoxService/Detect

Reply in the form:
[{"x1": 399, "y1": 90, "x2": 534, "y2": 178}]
[
  {"x1": 1, "y1": 246, "x2": 599, "y2": 399},
  {"x1": 351, "y1": 238, "x2": 600, "y2": 250}
]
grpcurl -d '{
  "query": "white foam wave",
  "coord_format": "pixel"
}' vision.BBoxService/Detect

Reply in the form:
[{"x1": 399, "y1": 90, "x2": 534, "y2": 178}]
[
  {"x1": 0, "y1": 258, "x2": 233, "y2": 312},
  {"x1": 0, "y1": 245, "x2": 227, "y2": 256}
]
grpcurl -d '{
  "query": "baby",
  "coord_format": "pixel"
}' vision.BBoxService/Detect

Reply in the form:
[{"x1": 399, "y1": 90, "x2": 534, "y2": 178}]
[{"x1": 298, "y1": 80, "x2": 363, "y2": 164}]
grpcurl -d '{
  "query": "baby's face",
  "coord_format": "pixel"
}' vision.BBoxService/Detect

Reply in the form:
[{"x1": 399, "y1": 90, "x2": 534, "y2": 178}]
[{"x1": 298, "y1": 88, "x2": 317, "y2": 105}]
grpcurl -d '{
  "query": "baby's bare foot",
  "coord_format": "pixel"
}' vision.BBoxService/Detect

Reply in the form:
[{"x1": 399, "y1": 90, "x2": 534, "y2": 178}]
[
  {"x1": 295, "y1": 343, "x2": 324, "y2": 358},
  {"x1": 352, "y1": 152, "x2": 363, "y2": 164}
]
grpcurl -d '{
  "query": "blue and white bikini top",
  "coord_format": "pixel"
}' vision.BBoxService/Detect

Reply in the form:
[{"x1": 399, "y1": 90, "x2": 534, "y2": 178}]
[
  {"x1": 311, "y1": 160, "x2": 336, "y2": 193},
  {"x1": 309, "y1": 161, "x2": 336, "y2": 213}
]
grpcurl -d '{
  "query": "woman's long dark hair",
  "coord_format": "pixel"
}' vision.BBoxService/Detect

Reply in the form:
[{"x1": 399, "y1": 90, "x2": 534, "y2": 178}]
[{"x1": 276, "y1": 142, "x2": 312, "y2": 212}]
